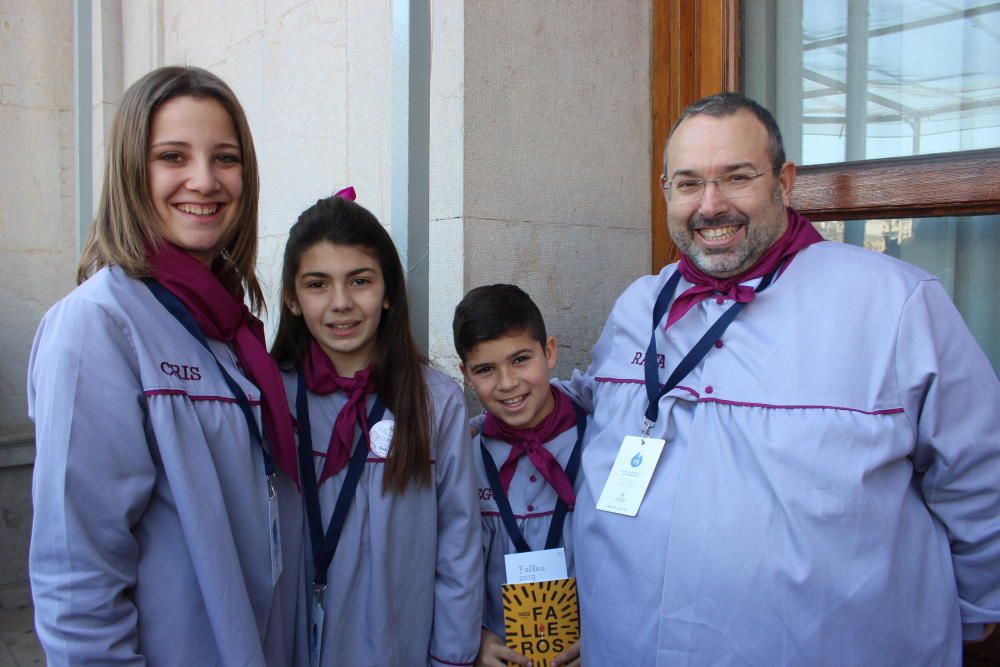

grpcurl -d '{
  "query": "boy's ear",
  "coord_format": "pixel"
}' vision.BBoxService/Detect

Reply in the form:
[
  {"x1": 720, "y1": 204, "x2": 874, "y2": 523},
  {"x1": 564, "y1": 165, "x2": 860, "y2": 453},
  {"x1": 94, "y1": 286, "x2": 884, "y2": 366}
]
[
  {"x1": 458, "y1": 361, "x2": 468, "y2": 380},
  {"x1": 543, "y1": 335, "x2": 558, "y2": 370}
]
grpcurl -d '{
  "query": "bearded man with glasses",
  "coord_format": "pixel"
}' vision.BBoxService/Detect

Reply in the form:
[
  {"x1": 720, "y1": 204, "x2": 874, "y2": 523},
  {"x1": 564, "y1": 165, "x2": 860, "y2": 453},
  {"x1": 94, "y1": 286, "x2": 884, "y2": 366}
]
[{"x1": 564, "y1": 92, "x2": 1000, "y2": 666}]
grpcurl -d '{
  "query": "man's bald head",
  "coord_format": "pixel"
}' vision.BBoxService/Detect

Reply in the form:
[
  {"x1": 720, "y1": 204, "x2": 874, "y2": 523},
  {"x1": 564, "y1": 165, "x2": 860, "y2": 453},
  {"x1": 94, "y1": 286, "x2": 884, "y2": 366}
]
[{"x1": 664, "y1": 92, "x2": 786, "y2": 175}]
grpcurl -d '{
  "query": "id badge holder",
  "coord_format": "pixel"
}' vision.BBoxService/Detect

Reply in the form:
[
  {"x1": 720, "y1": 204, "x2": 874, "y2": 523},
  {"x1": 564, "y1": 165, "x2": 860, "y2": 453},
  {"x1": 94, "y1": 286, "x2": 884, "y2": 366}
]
[
  {"x1": 266, "y1": 474, "x2": 283, "y2": 585},
  {"x1": 310, "y1": 585, "x2": 326, "y2": 667},
  {"x1": 596, "y1": 434, "x2": 665, "y2": 516}
]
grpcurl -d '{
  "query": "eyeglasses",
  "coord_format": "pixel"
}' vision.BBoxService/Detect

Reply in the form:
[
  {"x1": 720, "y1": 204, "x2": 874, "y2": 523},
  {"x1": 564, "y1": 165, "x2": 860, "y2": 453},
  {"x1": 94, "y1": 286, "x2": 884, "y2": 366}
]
[{"x1": 660, "y1": 170, "x2": 772, "y2": 203}]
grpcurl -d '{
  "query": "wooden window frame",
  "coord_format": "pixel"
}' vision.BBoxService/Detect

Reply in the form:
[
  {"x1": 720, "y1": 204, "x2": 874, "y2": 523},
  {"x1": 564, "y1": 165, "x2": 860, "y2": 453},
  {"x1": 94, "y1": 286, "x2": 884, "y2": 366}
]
[
  {"x1": 652, "y1": 0, "x2": 740, "y2": 270},
  {"x1": 794, "y1": 148, "x2": 1000, "y2": 221},
  {"x1": 651, "y1": 0, "x2": 1000, "y2": 271}
]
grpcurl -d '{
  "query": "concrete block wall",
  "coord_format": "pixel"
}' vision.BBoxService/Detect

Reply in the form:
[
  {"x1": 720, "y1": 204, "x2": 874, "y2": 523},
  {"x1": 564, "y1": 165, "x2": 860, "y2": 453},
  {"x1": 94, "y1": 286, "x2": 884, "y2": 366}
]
[
  {"x1": 427, "y1": 0, "x2": 466, "y2": 372},
  {"x1": 153, "y1": 0, "x2": 394, "y2": 333},
  {"x1": 140, "y1": 0, "x2": 651, "y2": 380},
  {"x1": 108, "y1": 0, "x2": 650, "y2": 380},
  {"x1": 0, "y1": 1, "x2": 76, "y2": 440},
  {"x1": 0, "y1": 0, "x2": 653, "y2": 593},
  {"x1": 462, "y1": 0, "x2": 651, "y2": 380},
  {"x1": 0, "y1": 0, "x2": 76, "y2": 591}
]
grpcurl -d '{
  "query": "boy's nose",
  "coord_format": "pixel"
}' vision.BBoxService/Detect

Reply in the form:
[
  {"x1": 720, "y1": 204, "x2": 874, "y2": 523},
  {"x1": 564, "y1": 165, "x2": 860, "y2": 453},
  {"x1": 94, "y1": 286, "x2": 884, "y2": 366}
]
[{"x1": 495, "y1": 367, "x2": 518, "y2": 391}]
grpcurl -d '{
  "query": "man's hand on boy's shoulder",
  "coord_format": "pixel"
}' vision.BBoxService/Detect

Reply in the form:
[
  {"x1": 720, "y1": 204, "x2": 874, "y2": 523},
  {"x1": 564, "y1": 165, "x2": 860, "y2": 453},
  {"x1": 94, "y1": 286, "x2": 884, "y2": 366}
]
[
  {"x1": 550, "y1": 641, "x2": 580, "y2": 667},
  {"x1": 468, "y1": 411, "x2": 486, "y2": 439},
  {"x1": 476, "y1": 628, "x2": 532, "y2": 667}
]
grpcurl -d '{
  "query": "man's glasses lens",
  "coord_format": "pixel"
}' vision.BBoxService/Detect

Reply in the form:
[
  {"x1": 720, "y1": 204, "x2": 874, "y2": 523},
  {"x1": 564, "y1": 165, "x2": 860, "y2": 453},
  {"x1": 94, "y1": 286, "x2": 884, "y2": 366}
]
[{"x1": 665, "y1": 171, "x2": 768, "y2": 203}]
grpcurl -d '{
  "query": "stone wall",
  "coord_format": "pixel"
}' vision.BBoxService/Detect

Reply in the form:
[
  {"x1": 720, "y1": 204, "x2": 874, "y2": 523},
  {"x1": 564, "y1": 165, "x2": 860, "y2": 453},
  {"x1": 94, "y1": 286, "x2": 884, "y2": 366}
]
[
  {"x1": 461, "y1": 0, "x2": 651, "y2": 381},
  {"x1": 0, "y1": 0, "x2": 75, "y2": 592},
  {"x1": 0, "y1": 0, "x2": 653, "y2": 591}
]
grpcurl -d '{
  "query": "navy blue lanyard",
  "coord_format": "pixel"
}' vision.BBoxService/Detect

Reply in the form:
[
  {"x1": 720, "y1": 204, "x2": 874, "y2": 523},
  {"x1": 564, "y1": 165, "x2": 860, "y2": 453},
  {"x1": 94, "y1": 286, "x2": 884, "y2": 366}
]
[
  {"x1": 479, "y1": 401, "x2": 587, "y2": 554},
  {"x1": 295, "y1": 371, "x2": 385, "y2": 595},
  {"x1": 643, "y1": 268, "x2": 779, "y2": 430},
  {"x1": 143, "y1": 279, "x2": 275, "y2": 477}
]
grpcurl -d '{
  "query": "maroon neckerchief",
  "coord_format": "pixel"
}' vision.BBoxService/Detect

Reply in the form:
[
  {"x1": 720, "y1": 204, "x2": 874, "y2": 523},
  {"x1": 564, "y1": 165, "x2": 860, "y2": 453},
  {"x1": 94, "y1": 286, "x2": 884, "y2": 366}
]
[
  {"x1": 146, "y1": 241, "x2": 299, "y2": 487},
  {"x1": 482, "y1": 387, "x2": 579, "y2": 508},
  {"x1": 302, "y1": 339, "x2": 375, "y2": 485},
  {"x1": 665, "y1": 207, "x2": 823, "y2": 330}
]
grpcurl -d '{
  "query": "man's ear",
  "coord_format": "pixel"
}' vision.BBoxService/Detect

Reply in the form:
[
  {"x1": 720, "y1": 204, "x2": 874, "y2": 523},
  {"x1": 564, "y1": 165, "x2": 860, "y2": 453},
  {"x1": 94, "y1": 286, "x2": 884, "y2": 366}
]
[
  {"x1": 543, "y1": 335, "x2": 558, "y2": 370},
  {"x1": 777, "y1": 160, "x2": 796, "y2": 207}
]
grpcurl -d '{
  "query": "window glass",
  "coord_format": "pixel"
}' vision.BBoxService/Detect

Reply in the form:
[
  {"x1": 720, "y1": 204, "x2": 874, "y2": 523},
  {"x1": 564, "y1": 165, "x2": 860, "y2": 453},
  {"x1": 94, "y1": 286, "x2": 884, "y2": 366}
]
[
  {"x1": 744, "y1": 0, "x2": 1000, "y2": 165},
  {"x1": 814, "y1": 215, "x2": 1000, "y2": 371}
]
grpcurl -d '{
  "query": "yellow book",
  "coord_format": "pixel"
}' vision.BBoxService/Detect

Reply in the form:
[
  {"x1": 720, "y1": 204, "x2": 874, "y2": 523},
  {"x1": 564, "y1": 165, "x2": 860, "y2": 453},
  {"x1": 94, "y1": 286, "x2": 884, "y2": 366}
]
[{"x1": 502, "y1": 577, "x2": 580, "y2": 666}]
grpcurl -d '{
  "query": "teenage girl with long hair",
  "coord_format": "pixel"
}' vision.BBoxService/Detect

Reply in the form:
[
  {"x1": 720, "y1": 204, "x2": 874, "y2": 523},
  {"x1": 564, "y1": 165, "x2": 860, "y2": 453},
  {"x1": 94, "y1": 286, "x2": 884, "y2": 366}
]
[
  {"x1": 271, "y1": 193, "x2": 481, "y2": 667},
  {"x1": 28, "y1": 66, "x2": 304, "y2": 665}
]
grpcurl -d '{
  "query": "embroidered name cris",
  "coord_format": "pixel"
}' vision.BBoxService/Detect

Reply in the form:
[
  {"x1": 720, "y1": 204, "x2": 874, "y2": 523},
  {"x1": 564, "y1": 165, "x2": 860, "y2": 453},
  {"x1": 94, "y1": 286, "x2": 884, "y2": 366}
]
[
  {"x1": 160, "y1": 361, "x2": 202, "y2": 381},
  {"x1": 630, "y1": 352, "x2": 665, "y2": 369}
]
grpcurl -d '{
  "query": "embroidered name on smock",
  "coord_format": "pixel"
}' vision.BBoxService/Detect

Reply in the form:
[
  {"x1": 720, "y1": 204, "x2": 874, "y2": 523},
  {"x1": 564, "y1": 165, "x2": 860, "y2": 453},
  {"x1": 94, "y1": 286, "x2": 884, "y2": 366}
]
[
  {"x1": 479, "y1": 487, "x2": 494, "y2": 501},
  {"x1": 630, "y1": 352, "x2": 665, "y2": 368},
  {"x1": 160, "y1": 361, "x2": 202, "y2": 381}
]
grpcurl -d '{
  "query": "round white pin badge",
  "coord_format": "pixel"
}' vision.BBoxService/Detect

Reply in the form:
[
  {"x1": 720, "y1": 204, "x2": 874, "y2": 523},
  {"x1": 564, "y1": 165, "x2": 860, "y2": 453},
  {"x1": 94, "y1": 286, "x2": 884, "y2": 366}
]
[{"x1": 369, "y1": 420, "x2": 395, "y2": 458}]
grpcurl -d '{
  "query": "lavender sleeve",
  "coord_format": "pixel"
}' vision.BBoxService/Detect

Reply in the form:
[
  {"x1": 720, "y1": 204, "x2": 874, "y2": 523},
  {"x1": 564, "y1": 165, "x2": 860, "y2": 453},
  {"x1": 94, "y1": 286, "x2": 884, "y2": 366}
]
[
  {"x1": 428, "y1": 377, "x2": 483, "y2": 666},
  {"x1": 27, "y1": 296, "x2": 155, "y2": 666},
  {"x1": 899, "y1": 279, "x2": 1000, "y2": 639}
]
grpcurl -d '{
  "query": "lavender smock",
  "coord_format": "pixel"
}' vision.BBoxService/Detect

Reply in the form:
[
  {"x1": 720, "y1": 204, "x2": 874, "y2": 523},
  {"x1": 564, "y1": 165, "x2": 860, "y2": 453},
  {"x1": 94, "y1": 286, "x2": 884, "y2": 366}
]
[
  {"x1": 472, "y1": 395, "x2": 583, "y2": 640},
  {"x1": 565, "y1": 241, "x2": 1000, "y2": 666},
  {"x1": 27, "y1": 266, "x2": 307, "y2": 666},
  {"x1": 284, "y1": 366, "x2": 482, "y2": 667}
]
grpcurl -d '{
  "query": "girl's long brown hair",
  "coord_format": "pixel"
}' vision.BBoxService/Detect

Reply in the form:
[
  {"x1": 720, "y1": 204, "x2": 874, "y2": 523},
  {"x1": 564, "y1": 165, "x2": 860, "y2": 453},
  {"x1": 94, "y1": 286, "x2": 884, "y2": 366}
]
[
  {"x1": 271, "y1": 196, "x2": 432, "y2": 493},
  {"x1": 78, "y1": 66, "x2": 264, "y2": 312}
]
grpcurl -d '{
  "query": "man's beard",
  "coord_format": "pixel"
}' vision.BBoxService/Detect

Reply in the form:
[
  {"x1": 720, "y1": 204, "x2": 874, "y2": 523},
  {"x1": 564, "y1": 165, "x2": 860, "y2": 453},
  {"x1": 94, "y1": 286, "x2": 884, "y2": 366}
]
[
  {"x1": 673, "y1": 212, "x2": 758, "y2": 277},
  {"x1": 670, "y1": 189, "x2": 787, "y2": 278}
]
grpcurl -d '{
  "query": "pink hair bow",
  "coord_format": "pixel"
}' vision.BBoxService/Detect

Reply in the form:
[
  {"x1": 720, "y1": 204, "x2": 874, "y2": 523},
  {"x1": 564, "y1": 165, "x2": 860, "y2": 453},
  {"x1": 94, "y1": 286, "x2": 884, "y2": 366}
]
[{"x1": 334, "y1": 186, "x2": 357, "y2": 201}]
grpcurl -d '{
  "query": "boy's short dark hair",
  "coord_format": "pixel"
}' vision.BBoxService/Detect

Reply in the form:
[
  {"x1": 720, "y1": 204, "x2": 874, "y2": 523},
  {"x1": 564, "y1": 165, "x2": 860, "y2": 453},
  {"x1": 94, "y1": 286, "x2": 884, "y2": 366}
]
[{"x1": 453, "y1": 284, "x2": 548, "y2": 362}]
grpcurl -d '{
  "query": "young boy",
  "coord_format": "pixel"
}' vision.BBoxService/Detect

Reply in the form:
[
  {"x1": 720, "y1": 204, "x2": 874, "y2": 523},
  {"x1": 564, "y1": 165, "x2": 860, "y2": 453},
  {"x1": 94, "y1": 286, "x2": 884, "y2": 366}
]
[{"x1": 453, "y1": 284, "x2": 585, "y2": 667}]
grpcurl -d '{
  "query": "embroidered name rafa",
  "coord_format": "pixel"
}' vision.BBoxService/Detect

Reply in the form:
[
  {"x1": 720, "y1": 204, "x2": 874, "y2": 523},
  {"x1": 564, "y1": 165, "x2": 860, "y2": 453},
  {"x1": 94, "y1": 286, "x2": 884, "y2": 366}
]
[{"x1": 630, "y1": 352, "x2": 665, "y2": 369}]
